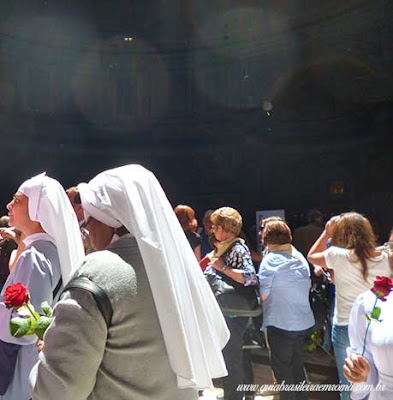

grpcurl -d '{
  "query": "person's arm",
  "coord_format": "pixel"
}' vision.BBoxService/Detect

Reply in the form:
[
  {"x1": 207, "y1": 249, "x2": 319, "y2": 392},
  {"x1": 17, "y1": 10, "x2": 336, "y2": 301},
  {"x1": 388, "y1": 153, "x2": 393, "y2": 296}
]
[
  {"x1": 0, "y1": 227, "x2": 20, "y2": 244},
  {"x1": 213, "y1": 244, "x2": 257, "y2": 285},
  {"x1": 258, "y1": 256, "x2": 275, "y2": 301},
  {"x1": 194, "y1": 245, "x2": 201, "y2": 262},
  {"x1": 0, "y1": 228, "x2": 24, "y2": 272},
  {"x1": 30, "y1": 289, "x2": 107, "y2": 400},
  {"x1": 307, "y1": 231, "x2": 329, "y2": 268},
  {"x1": 251, "y1": 249, "x2": 262, "y2": 263},
  {"x1": 307, "y1": 216, "x2": 339, "y2": 268},
  {"x1": 212, "y1": 258, "x2": 245, "y2": 284}
]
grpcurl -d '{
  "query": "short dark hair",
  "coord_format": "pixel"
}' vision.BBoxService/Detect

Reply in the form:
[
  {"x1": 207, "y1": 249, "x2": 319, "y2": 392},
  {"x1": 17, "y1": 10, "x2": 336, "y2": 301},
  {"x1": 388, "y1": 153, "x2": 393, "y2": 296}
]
[
  {"x1": 263, "y1": 220, "x2": 292, "y2": 245},
  {"x1": 261, "y1": 216, "x2": 285, "y2": 227}
]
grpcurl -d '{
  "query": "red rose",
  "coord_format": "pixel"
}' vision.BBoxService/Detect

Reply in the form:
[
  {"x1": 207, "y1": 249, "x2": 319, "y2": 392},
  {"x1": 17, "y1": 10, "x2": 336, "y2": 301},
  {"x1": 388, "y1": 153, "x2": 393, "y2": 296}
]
[
  {"x1": 371, "y1": 276, "x2": 393, "y2": 301},
  {"x1": 4, "y1": 283, "x2": 29, "y2": 309}
]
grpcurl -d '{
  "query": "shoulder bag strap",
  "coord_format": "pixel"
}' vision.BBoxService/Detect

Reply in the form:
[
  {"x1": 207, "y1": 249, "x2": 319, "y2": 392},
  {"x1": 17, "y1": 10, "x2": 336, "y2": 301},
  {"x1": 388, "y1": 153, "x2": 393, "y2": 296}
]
[
  {"x1": 63, "y1": 277, "x2": 113, "y2": 328},
  {"x1": 52, "y1": 277, "x2": 63, "y2": 299}
]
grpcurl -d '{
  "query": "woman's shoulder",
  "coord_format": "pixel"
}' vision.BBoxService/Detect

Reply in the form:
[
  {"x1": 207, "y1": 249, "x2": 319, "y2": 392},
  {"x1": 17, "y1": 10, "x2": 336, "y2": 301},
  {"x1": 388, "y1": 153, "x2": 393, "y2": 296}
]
[
  {"x1": 186, "y1": 230, "x2": 200, "y2": 238},
  {"x1": 185, "y1": 231, "x2": 202, "y2": 248},
  {"x1": 83, "y1": 249, "x2": 126, "y2": 268},
  {"x1": 326, "y1": 245, "x2": 350, "y2": 255},
  {"x1": 369, "y1": 248, "x2": 389, "y2": 262},
  {"x1": 18, "y1": 241, "x2": 58, "y2": 267},
  {"x1": 76, "y1": 250, "x2": 137, "y2": 292},
  {"x1": 324, "y1": 246, "x2": 351, "y2": 265},
  {"x1": 230, "y1": 241, "x2": 251, "y2": 254},
  {"x1": 262, "y1": 250, "x2": 292, "y2": 267},
  {"x1": 27, "y1": 238, "x2": 56, "y2": 250},
  {"x1": 354, "y1": 289, "x2": 381, "y2": 314}
]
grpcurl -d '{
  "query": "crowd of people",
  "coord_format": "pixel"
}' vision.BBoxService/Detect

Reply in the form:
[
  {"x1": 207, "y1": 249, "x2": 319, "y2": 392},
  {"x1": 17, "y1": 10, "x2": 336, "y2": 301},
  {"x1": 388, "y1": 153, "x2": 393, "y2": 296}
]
[{"x1": 0, "y1": 165, "x2": 392, "y2": 400}]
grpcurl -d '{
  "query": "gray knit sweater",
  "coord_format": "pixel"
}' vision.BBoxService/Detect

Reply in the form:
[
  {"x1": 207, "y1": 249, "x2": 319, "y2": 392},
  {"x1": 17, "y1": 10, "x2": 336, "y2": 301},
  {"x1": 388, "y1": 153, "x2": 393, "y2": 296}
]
[{"x1": 30, "y1": 235, "x2": 198, "y2": 400}]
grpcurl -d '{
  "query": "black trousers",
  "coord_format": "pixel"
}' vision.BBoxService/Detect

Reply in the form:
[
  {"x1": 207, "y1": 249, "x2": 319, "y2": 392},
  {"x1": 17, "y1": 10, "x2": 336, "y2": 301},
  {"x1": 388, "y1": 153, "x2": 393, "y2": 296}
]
[
  {"x1": 222, "y1": 316, "x2": 249, "y2": 400},
  {"x1": 266, "y1": 326, "x2": 311, "y2": 400}
]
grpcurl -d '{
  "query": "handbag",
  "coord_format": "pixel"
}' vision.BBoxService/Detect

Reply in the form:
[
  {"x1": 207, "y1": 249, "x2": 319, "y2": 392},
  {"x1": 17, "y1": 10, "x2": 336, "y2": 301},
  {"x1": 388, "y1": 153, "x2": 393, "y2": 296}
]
[{"x1": 205, "y1": 268, "x2": 259, "y2": 315}]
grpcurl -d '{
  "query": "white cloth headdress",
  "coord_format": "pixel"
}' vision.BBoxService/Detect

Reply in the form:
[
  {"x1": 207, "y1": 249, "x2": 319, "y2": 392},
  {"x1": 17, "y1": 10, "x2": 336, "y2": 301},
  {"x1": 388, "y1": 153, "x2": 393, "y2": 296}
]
[
  {"x1": 18, "y1": 172, "x2": 85, "y2": 284},
  {"x1": 78, "y1": 165, "x2": 229, "y2": 390}
]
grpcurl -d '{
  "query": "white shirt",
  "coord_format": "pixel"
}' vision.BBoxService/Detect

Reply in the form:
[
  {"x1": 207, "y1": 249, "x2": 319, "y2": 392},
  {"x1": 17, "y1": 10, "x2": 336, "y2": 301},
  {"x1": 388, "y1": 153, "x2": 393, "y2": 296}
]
[
  {"x1": 349, "y1": 290, "x2": 393, "y2": 399},
  {"x1": 325, "y1": 246, "x2": 391, "y2": 325}
]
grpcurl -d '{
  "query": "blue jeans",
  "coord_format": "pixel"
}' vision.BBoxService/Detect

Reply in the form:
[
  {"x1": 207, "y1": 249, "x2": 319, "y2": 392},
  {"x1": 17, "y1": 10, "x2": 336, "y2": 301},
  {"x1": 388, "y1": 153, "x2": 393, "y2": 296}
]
[{"x1": 332, "y1": 324, "x2": 351, "y2": 400}]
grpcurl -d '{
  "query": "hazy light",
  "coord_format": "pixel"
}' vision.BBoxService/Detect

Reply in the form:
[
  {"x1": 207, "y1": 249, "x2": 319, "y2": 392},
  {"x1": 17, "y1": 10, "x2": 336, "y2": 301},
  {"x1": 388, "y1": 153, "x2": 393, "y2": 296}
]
[
  {"x1": 263, "y1": 101, "x2": 273, "y2": 111},
  {"x1": 0, "y1": 13, "x2": 97, "y2": 114},
  {"x1": 193, "y1": 7, "x2": 299, "y2": 109},
  {"x1": 72, "y1": 37, "x2": 170, "y2": 132}
]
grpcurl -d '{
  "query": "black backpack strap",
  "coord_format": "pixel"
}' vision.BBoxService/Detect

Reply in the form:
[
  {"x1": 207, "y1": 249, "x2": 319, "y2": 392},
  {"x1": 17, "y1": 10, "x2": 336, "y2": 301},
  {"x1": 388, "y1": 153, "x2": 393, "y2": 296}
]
[
  {"x1": 63, "y1": 277, "x2": 113, "y2": 328},
  {"x1": 52, "y1": 277, "x2": 63, "y2": 299}
]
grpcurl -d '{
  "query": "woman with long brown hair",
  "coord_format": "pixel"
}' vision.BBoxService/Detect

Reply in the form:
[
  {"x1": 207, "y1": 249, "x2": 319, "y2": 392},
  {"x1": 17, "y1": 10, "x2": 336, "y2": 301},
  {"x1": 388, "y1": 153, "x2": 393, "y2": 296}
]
[{"x1": 308, "y1": 212, "x2": 392, "y2": 400}]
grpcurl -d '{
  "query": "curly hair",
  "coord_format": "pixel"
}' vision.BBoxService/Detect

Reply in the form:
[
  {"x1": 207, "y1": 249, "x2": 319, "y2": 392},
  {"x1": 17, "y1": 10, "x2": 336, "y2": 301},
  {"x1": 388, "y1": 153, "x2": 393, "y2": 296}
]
[
  {"x1": 331, "y1": 212, "x2": 377, "y2": 281},
  {"x1": 210, "y1": 207, "x2": 242, "y2": 236}
]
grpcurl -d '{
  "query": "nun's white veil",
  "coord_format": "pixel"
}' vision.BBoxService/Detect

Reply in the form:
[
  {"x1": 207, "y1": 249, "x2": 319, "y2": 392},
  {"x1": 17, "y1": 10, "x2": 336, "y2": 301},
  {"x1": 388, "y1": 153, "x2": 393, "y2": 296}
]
[
  {"x1": 78, "y1": 165, "x2": 229, "y2": 390},
  {"x1": 18, "y1": 172, "x2": 85, "y2": 284}
]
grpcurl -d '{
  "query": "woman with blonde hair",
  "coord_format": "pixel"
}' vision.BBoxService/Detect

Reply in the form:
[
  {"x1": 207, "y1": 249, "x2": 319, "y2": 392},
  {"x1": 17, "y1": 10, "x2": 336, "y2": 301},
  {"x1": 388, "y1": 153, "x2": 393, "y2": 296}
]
[
  {"x1": 204, "y1": 207, "x2": 257, "y2": 400},
  {"x1": 308, "y1": 212, "x2": 392, "y2": 400}
]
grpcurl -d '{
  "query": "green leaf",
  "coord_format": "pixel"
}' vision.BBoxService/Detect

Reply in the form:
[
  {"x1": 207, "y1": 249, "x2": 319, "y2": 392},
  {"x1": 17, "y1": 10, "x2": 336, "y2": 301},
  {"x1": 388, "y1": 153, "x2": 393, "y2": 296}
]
[
  {"x1": 371, "y1": 307, "x2": 381, "y2": 321},
  {"x1": 310, "y1": 329, "x2": 323, "y2": 346},
  {"x1": 34, "y1": 316, "x2": 53, "y2": 340},
  {"x1": 9, "y1": 317, "x2": 33, "y2": 338},
  {"x1": 307, "y1": 343, "x2": 317, "y2": 351},
  {"x1": 41, "y1": 301, "x2": 53, "y2": 317}
]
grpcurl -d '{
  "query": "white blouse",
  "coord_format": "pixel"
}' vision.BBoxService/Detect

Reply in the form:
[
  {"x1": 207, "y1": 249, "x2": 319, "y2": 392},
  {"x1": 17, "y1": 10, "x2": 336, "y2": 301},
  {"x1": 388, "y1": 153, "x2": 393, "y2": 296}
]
[{"x1": 348, "y1": 290, "x2": 393, "y2": 400}]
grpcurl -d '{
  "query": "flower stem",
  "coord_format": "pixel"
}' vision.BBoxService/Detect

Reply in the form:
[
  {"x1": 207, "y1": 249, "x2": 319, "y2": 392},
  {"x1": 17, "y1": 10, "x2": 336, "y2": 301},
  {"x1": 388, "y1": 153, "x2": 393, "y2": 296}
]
[
  {"x1": 362, "y1": 297, "x2": 378, "y2": 356},
  {"x1": 26, "y1": 303, "x2": 38, "y2": 321},
  {"x1": 319, "y1": 344, "x2": 335, "y2": 360}
]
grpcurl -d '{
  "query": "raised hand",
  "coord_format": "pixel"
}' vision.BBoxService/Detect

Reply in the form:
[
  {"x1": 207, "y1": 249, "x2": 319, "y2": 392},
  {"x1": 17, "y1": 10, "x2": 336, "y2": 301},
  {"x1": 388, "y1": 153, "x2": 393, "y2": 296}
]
[{"x1": 0, "y1": 227, "x2": 20, "y2": 244}]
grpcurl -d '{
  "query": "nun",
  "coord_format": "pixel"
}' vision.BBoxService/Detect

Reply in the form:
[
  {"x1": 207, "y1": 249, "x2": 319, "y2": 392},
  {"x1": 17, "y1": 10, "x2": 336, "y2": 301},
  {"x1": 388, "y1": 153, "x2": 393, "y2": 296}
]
[
  {"x1": 0, "y1": 173, "x2": 84, "y2": 400},
  {"x1": 30, "y1": 165, "x2": 229, "y2": 400}
]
